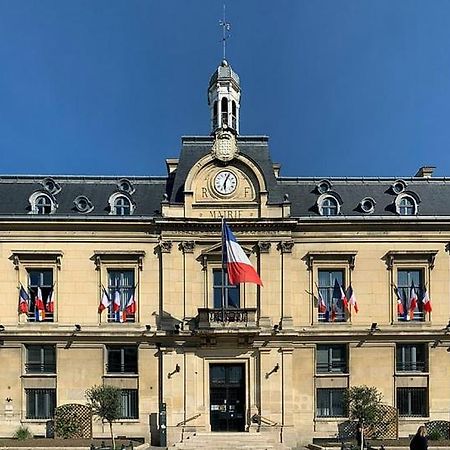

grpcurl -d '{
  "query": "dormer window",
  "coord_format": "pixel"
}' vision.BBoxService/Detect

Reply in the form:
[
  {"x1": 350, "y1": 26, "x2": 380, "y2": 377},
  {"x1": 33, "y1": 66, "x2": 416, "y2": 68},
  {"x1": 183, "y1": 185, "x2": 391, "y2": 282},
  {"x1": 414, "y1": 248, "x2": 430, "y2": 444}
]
[
  {"x1": 29, "y1": 192, "x2": 56, "y2": 215},
  {"x1": 114, "y1": 197, "x2": 131, "y2": 216},
  {"x1": 41, "y1": 178, "x2": 61, "y2": 195},
  {"x1": 117, "y1": 178, "x2": 134, "y2": 194},
  {"x1": 317, "y1": 180, "x2": 332, "y2": 194},
  {"x1": 74, "y1": 196, "x2": 94, "y2": 214},
  {"x1": 319, "y1": 195, "x2": 340, "y2": 216},
  {"x1": 109, "y1": 193, "x2": 134, "y2": 216},
  {"x1": 396, "y1": 195, "x2": 417, "y2": 216}
]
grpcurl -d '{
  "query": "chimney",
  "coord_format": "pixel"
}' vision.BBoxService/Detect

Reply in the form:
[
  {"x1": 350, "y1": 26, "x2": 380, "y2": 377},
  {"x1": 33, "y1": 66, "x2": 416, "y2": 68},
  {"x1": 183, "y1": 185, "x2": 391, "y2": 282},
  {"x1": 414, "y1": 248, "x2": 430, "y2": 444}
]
[{"x1": 414, "y1": 166, "x2": 435, "y2": 178}]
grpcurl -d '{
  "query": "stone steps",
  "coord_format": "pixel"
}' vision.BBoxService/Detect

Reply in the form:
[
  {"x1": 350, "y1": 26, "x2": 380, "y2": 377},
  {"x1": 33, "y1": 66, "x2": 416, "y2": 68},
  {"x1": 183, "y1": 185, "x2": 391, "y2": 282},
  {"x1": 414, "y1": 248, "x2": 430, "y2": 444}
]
[{"x1": 172, "y1": 431, "x2": 291, "y2": 450}]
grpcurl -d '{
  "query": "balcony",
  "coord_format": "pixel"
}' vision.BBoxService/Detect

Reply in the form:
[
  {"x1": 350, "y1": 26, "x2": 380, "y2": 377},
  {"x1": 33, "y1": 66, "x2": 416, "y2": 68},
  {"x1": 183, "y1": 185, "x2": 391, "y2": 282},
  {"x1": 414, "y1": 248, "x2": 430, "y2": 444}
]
[{"x1": 197, "y1": 308, "x2": 257, "y2": 330}]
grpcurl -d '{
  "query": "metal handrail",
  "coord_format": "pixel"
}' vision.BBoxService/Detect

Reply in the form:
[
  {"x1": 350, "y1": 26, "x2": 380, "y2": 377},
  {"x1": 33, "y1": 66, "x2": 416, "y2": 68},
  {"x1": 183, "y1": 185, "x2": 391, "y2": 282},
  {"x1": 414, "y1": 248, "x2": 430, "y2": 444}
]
[
  {"x1": 176, "y1": 413, "x2": 201, "y2": 427},
  {"x1": 252, "y1": 413, "x2": 279, "y2": 427}
]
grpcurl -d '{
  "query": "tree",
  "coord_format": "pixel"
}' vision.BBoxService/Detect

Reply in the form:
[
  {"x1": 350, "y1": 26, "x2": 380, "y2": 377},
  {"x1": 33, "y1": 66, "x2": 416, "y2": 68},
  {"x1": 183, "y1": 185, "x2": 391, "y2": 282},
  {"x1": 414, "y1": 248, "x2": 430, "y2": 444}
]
[
  {"x1": 86, "y1": 385, "x2": 121, "y2": 449},
  {"x1": 345, "y1": 385, "x2": 383, "y2": 430}
]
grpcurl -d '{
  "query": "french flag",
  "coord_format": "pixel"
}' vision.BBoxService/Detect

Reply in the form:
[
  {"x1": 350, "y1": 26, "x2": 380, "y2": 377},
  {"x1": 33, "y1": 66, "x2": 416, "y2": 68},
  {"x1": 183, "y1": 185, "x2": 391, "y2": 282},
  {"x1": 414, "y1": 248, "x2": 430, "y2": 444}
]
[
  {"x1": 34, "y1": 287, "x2": 45, "y2": 311},
  {"x1": 126, "y1": 289, "x2": 136, "y2": 315},
  {"x1": 18, "y1": 285, "x2": 29, "y2": 314},
  {"x1": 46, "y1": 289, "x2": 55, "y2": 313},
  {"x1": 113, "y1": 290, "x2": 121, "y2": 313},
  {"x1": 98, "y1": 287, "x2": 111, "y2": 313},
  {"x1": 422, "y1": 286, "x2": 432, "y2": 314},
  {"x1": 223, "y1": 222, "x2": 263, "y2": 286}
]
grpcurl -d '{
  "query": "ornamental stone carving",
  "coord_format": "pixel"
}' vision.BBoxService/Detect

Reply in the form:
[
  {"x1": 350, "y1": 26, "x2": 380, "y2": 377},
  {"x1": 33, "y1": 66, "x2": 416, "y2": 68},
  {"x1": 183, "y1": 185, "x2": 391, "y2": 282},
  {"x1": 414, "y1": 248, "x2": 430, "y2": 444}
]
[
  {"x1": 257, "y1": 241, "x2": 271, "y2": 253},
  {"x1": 179, "y1": 241, "x2": 195, "y2": 253},
  {"x1": 277, "y1": 240, "x2": 294, "y2": 254},
  {"x1": 158, "y1": 240, "x2": 173, "y2": 254},
  {"x1": 211, "y1": 129, "x2": 238, "y2": 162}
]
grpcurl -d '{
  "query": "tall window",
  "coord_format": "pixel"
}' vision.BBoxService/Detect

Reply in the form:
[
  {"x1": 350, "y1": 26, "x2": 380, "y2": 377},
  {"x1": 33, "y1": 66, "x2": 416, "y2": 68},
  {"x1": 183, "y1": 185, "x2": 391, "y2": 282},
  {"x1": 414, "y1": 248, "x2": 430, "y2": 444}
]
[
  {"x1": 113, "y1": 196, "x2": 131, "y2": 216},
  {"x1": 106, "y1": 346, "x2": 138, "y2": 374},
  {"x1": 397, "y1": 269, "x2": 423, "y2": 321},
  {"x1": 26, "y1": 388, "x2": 56, "y2": 419},
  {"x1": 213, "y1": 100, "x2": 218, "y2": 129},
  {"x1": 396, "y1": 344, "x2": 427, "y2": 372},
  {"x1": 317, "y1": 345, "x2": 347, "y2": 373},
  {"x1": 231, "y1": 101, "x2": 237, "y2": 129},
  {"x1": 320, "y1": 197, "x2": 338, "y2": 216},
  {"x1": 316, "y1": 388, "x2": 347, "y2": 417},
  {"x1": 221, "y1": 97, "x2": 228, "y2": 127},
  {"x1": 120, "y1": 389, "x2": 138, "y2": 419},
  {"x1": 318, "y1": 270, "x2": 346, "y2": 322},
  {"x1": 26, "y1": 345, "x2": 56, "y2": 374},
  {"x1": 27, "y1": 269, "x2": 54, "y2": 322},
  {"x1": 213, "y1": 269, "x2": 240, "y2": 309},
  {"x1": 108, "y1": 270, "x2": 135, "y2": 322},
  {"x1": 35, "y1": 195, "x2": 53, "y2": 214},
  {"x1": 398, "y1": 196, "x2": 416, "y2": 216},
  {"x1": 397, "y1": 387, "x2": 428, "y2": 417}
]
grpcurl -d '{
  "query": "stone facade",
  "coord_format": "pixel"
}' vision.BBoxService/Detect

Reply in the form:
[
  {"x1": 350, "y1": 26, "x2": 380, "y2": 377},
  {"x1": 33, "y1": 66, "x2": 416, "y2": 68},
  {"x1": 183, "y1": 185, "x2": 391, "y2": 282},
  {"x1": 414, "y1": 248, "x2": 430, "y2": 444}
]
[{"x1": 0, "y1": 61, "x2": 449, "y2": 448}]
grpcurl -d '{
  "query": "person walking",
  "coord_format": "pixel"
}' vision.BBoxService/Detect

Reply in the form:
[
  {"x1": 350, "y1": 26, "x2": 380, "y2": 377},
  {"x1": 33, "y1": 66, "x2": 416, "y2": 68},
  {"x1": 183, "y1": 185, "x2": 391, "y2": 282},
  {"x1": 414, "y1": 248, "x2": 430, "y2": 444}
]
[{"x1": 410, "y1": 425, "x2": 428, "y2": 450}]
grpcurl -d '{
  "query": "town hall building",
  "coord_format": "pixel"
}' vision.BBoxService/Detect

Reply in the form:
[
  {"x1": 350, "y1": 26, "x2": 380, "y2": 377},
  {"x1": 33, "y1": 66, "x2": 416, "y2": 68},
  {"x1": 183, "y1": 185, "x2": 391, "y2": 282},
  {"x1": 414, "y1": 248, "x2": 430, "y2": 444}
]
[{"x1": 0, "y1": 59, "x2": 449, "y2": 448}]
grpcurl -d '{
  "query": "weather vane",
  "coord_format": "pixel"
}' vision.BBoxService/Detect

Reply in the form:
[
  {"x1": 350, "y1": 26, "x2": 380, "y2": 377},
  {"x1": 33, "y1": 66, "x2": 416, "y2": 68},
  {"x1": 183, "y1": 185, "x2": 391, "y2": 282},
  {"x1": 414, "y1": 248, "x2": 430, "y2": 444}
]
[{"x1": 219, "y1": 4, "x2": 231, "y2": 61}]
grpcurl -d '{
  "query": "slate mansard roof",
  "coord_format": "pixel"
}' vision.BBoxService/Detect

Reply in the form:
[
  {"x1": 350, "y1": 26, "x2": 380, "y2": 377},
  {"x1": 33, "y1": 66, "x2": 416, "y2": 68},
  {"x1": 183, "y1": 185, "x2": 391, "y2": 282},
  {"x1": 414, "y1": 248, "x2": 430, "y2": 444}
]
[{"x1": 0, "y1": 135, "x2": 448, "y2": 219}]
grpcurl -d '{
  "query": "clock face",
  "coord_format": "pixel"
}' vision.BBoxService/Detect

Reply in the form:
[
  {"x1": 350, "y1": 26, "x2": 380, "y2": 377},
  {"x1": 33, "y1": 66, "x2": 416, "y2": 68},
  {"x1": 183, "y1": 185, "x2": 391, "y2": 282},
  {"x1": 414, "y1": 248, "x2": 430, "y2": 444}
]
[{"x1": 214, "y1": 170, "x2": 237, "y2": 195}]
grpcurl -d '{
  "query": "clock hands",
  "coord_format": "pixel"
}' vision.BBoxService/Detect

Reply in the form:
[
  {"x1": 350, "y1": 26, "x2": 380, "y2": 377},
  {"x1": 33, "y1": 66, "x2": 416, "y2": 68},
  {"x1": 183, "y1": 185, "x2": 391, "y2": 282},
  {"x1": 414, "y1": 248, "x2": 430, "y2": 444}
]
[{"x1": 222, "y1": 173, "x2": 230, "y2": 191}]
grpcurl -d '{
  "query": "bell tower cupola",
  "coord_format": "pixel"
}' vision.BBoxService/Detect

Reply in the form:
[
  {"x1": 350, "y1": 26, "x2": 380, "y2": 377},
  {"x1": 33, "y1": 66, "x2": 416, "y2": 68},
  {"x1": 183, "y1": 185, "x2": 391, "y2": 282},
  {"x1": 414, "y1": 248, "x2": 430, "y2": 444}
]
[{"x1": 208, "y1": 59, "x2": 241, "y2": 135}]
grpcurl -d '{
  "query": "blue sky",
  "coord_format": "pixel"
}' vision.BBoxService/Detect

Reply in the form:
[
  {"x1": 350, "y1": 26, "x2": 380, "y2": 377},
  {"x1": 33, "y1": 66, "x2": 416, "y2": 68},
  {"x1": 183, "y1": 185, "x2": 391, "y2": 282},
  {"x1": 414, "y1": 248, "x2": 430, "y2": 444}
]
[{"x1": 1, "y1": 0, "x2": 450, "y2": 177}]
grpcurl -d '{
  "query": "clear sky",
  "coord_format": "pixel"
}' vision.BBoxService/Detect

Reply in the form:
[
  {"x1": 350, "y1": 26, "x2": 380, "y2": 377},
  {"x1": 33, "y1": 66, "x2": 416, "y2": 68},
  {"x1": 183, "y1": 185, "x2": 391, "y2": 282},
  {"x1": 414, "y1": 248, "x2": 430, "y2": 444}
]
[{"x1": 1, "y1": 0, "x2": 450, "y2": 178}]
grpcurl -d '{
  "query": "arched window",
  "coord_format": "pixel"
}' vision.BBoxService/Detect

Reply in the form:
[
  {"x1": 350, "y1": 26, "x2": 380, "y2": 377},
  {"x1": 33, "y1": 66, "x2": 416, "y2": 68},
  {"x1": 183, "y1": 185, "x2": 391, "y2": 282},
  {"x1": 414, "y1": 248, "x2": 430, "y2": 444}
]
[
  {"x1": 35, "y1": 195, "x2": 53, "y2": 214},
  {"x1": 221, "y1": 97, "x2": 228, "y2": 126},
  {"x1": 320, "y1": 197, "x2": 339, "y2": 216},
  {"x1": 397, "y1": 196, "x2": 416, "y2": 216},
  {"x1": 232, "y1": 101, "x2": 237, "y2": 129},
  {"x1": 113, "y1": 196, "x2": 131, "y2": 216},
  {"x1": 213, "y1": 101, "x2": 218, "y2": 129}
]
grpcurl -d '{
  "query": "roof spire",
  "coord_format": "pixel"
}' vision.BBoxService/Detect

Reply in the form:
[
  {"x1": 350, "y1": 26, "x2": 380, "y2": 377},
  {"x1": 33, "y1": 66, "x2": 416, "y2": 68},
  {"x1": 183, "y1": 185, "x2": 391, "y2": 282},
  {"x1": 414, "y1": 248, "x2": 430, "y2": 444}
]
[{"x1": 219, "y1": 3, "x2": 231, "y2": 61}]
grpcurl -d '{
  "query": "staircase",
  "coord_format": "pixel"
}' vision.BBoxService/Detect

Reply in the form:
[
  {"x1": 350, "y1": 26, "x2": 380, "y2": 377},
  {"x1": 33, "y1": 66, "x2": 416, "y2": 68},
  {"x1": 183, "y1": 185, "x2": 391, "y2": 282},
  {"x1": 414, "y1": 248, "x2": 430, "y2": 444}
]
[{"x1": 172, "y1": 431, "x2": 292, "y2": 450}]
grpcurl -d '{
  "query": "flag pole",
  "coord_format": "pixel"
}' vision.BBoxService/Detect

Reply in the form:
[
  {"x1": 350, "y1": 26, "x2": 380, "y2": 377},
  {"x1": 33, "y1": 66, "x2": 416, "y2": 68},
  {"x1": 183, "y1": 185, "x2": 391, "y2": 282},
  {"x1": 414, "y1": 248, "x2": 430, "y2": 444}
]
[{"x1": 221, "y1": 217, "x2": 226, "y2": 322}]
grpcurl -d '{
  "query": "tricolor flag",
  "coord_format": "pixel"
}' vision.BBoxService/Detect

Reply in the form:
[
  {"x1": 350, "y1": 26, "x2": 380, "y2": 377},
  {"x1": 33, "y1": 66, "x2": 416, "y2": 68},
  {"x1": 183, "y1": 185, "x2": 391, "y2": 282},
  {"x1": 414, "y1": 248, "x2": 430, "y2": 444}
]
[
  {"x1": 98, "y1": 287, "x2": 111, "y2": 313},
  {"x1": 125, "y1": 288, "x2": 136, "y2": 315},
  {"x1": 346, "y1": 284, "x2": 359, "y2": 314},
  {"x1": 332, "y1": 279, "x2": 347, "y2": 311},
  {"x1": 46, "y1": 288, "x2": 55, "y2": 313},
  {"x1": 18, "y1": 285, "x2": 29, "y2": 314},
  {"x1": 409, "y1": 282, "x2": 418, "y2": 320},
  {"x1": 113, "y1": 289, "x2": 121, "y2": 313},
  {"x1": 34, "y1": 287, "x2": 45, "y2": 322},
  {"x1": 330, "y1": 302, "x2": 337, "y2": 322},
  {"x1": 393, "y1": 284, "x2": 405, "y2": 316},
  {"x1": 315, "y1": 283, "x2": 327, "y2": 314},
  {"x1": 422, "y1": 286, "x2": 432, "y2": 314},
  {"x1": 223, "y1": 221, "x2": 263, "y2": 286}
]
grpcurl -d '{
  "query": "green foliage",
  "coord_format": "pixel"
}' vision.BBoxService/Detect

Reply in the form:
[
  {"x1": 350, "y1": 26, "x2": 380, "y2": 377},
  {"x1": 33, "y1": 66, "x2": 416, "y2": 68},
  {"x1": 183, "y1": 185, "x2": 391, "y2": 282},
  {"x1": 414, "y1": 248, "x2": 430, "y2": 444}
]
[
  {"x1": 345, "y1": 385, "x2": 384, "y2": 427},
  {"x1": 55, "y1": 407, "x2": 82, "y2": 439},
  {"x1": 13, "y1": 425, "x2": 32, "y2": 440},
  {"x1": 86, "y1": 385, "x2": 122, "y2": 449},
  {"x1": 428, "y1": 429, "x2": 443, "y2": 441}
]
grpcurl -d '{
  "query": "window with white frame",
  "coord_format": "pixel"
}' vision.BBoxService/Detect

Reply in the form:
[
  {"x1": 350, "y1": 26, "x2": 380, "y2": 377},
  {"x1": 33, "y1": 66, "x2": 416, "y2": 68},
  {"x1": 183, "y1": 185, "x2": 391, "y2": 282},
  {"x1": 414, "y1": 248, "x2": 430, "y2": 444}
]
[
  {"x1": 316, "y1": 388, "x2": 347, "y2": 417},
  {"x1": 397, "y1": 387, "x2": 428, "y2": 417},
  {"x1": 320, "y1": 196, "x2": 339, "y2": 216},
  {"x1": 26, "y1": 345, "x2": 56, "y2": 374},
  {"x1": 317, "y1": 345, "x2": 348, "y2": 373},
  {"x1": 25, "y1": 388, "x2": 56, "y2": 419},
  {"x1": 396, "y1": 195, "x2": 417, "y2": 216},
  {"x1": 29, "y1": 192, "x2": 56, "y2": 215},
  {"x1": 396, "y1": 344, "x2": 427, "y2": 372}
]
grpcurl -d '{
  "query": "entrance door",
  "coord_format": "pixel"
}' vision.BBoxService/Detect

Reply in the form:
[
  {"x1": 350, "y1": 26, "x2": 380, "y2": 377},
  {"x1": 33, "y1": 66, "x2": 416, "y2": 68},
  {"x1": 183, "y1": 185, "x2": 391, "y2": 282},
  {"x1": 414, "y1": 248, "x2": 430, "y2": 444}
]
[{"x1": 210, "y1": 363, "x2": 245, "y2": 432}]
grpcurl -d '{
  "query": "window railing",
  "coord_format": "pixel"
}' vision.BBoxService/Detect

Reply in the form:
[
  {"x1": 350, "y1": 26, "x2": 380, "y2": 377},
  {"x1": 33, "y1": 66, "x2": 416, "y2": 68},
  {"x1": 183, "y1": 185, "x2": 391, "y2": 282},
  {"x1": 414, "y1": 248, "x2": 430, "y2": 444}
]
[
  {"x1": 106, "y1": 363, "x2": 138, "y2": 374},
  {"x1": 25, "y1": 362, "x2": 56, "y2": 374},
  {"x1": 27, "y1": 312, "x2": 54, "y2": 322},
  {"x1": 318, "y1": 312, "x2": 346, "y2": 323},
  {"x1": 397, "y1": 311, "x2": 425, "y2": 322},
  {"x1": 396, "y1": 361, "x2": 427, "y2": 372},
  {"x1": 197, "y1": 308, "x2": 257, "y2": 328},
  {"x1": 317, "y1": 361, "x2": 348, "y2": 373}
]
